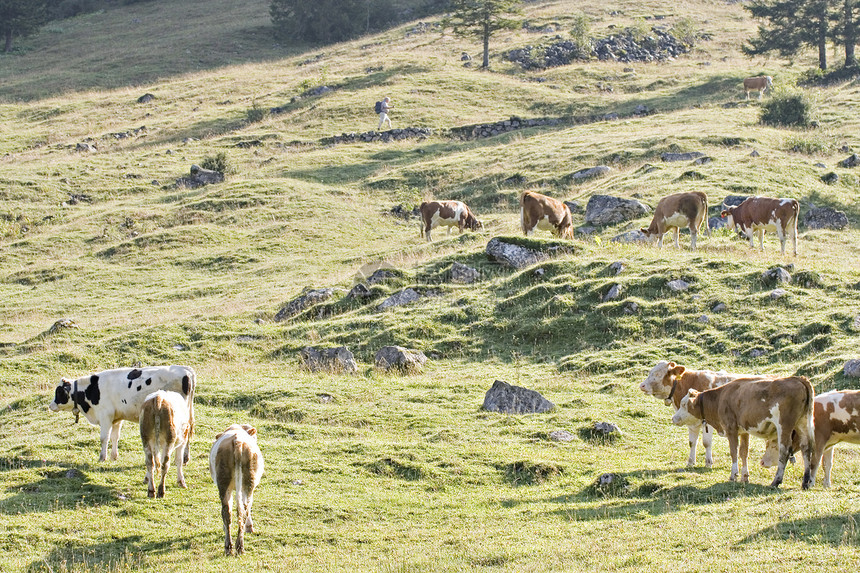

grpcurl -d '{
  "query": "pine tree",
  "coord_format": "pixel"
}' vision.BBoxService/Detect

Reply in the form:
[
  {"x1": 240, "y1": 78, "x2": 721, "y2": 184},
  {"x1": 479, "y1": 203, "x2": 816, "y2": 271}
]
[
  {"x1": 0, "y1": 0, "x2": 47, "y2": 52},
  {"x1": 445, "y1": 0, "x2": 522, "y2": 69},
  {"x1": 745, "y1": 0, "x2": 834, "y2": 69},
  {"x1": 833, "y1": 0, "x2": 858, "y2": 66}
]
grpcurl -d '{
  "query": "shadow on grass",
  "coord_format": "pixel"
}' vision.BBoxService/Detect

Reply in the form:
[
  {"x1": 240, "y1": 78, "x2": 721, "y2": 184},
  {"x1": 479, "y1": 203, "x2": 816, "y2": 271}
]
[
  {"x1": 26, "y1": 534, "x2": 196, "y2": 573},
  {"x1": 739, "y1": 513, "x2": 860, "y2": 546},
  {"x1": 0, "y1": 460, "x2": 121, "y2": 514}
]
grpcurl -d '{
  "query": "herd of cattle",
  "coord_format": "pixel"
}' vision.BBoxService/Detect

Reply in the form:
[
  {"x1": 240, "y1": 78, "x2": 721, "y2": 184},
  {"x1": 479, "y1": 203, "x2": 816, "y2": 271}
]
[
  {"x1": 48, "y1": 366, "x2": 262, "y2": 556},
  {"x1": 420, "y1": 190, "x2": 800, "y2": 256}
]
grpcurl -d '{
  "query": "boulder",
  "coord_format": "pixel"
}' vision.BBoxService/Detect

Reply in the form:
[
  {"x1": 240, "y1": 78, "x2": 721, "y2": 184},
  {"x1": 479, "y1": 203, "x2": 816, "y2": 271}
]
[
  {"x1": 564, "y1": 200, "x2": 585, "y2": 214},
  {"x1": 347, "y1": 283, "x2": 371, "y2": 299},
  {"x1": 603, "y1": 284, "x2": 622, "y2": 302},
  {"x1": 274, "y1": 288, "x2": 334, "y2": 321},
  {"x1": 76, "y1": 142, "x2": 97, "y2": 153},
  {"x1": 803, "y1": 206, "x2": 849, "y2": 230},
  {"x1": 667, "y1": 279, "x2": 690, "y2": 292},
  {"x1": 485, "y1": 238, "x2": 548, "y2": 269},
  {"x1": 708, "y1": 216, "x2": 728, "y2": 230},
  {"x1": 378, "y1": 288, "x2": 421, "y2": 310},
  {"x1": 570, "y1": 165, "x2": 612, "y2": 181},
  {"x1": 592, "y1": 422, "x2": 622, "y2": 437},
  {"x1": 549, "y1": 430, "x2": 576, "y2": 442},
  {"x1": 366, "y1": 269, "x2": 399, "y2": 284},
  {"x1": 585, "y1": 195, "x2": 649, "y2": 226},
  {"x1": 176, "y1": 165, "x2": 224, "y2": 188},
  {"x1": 844, "y1": 359, "x2": 860, "y2": 378},
  {"x1": 712, "y1": 302, "x2": 727, "y2": 313},
  {"x1": 300, "y1": 346, "x2": 358, "y2": 374},
  {"x1": 721, "y1": 195, "x2": 750, "y2": 210},
  {"x1": 770, "y1": 288, "x2": 788, "y2": 300},
  {"x1": 375, "y1": 346, "x2": 427, "y2": 372},
  {"x1": 821, "y1": 172, "x2": 839, "y2": 185},
  {"x1": 450, "y1": 262, "x2": 479, "y2": 284},
  {"x1": 839, "y1": 154, "x2": 859, "y2": 168},
  {"x1": 661, "y1": 151, "x2": 705, "y2": 162},
  {"x1": 763, "y1": 267, "x2": 791, "y2": 285},
  {"x1": 611, "y1": 230, "x2": 647, "y2": 243},
  {"x1": 609, "y1": 261, "x2": 625, "y2": 275},
  {"x1": 623, "y1": 301, "x2": 639, "y2": 314},
  {"x1": 137, "y1": 93, "x2": 155, "y2": 104},
  {"x1": 482, "y1": 380, "x2": 555, "y2": 414}
]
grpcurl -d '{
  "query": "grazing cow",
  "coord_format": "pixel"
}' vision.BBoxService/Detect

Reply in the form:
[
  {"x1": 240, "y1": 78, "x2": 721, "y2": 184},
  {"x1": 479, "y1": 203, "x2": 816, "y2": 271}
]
[
  {"x1": 49, "y1": 365, "x2": 196, "y2": 462},
  {"x1": 520, "y1": 191, "x2": 573, "y2": 239},
  {"x1": 672, "y1": 376, "x2": 815, "y2": 488},
  {"x1": 640, "y1": 361, "x2": 773, "y2": 467},
  {"x1": 419, "y1": 200, "x2": 482, "y2": 242},
  {"x1": 761, "y1": 390, "x2": 860, "y2": 488},
  {"x1": 743, "y1": 76, "x2": 773, "y2": 99},
  {"x1": 140, "y1": 390, "x2": 191, "y2": 498},
  {"x1": 721, "y1": 196, "x2": 799, "y2": 256},
  {"x1": 640, "y1": 191, "x2": 710, "y2": 250},
  {"x1": 210, "y1": 424, "x2": 264, "y2": 556}
]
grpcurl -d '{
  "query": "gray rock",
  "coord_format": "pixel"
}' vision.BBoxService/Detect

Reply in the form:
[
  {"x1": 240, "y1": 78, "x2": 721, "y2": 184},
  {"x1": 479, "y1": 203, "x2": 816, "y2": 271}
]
[
  {"x1": 609, "y1": 261, "x2": 625, "y2": 275},
  {"x1": 709, "y1": 216, "x2": 728, "y2": 230},
  {"x1": 482, "y1": 380, "x2": 555, "y2": 414},
  {"x1": 575, "y1": 226, "x2": 599, "y2": 236},
  {"x1": 275, "y1": 288, "x2": 334, "y2": 321},
  {"x1": 571, "y1": 165, "x2": 612, "y2": 181},
  {"x1": 770, "y1": 288, "x2": 788, "y2": 300},
  {"x1": 693, "y1": 156, "x2": 713, "y2": 165},
  {"x1": 750, "y1": 150, "x2": 760, "y2": 157},
  {"x1": 603, "y1": 284, "x2": 622, "y2": 302},
  {"x1": 485, "y1": 238, "x2": 548, "y2": 269},
  {"x1": 461, "y1": 52, "x2": 472, "y2": 61},
  {"x1": 533, "y1": 268, "x2": 546, "y2": 277},
  {"x1": 749, "y1": 348, "x2": 767, "y2": 358},
  {"x1": 300, "y1": 346, "x2": 358, "y2": 374},
  {"x1": 603, "y1": 112, "x2": 619, "y2": 121},
  {"x1": 844, "y1": 359, "x2": 860, "y2": 378},
  {"x1": 712, "y1": 302, "x2": 727, "y2": 313},
  {"x1": 564, "y1": 200, "x2": 585, "y2": 214},
  {"x1": 593, "y1": 422, "x2": 622, "y2": 436},
  {"x1": 176, "y1": 165, "x2": 224, "y2": 188},
  {"x1": 821, "y1": 172, "x2": 839, "y2": 185},
  {"x1": 585, "y1": 195, "x2": 650, "y2": 226},
  {"x1": 375, "y1": 345, "x2": 427, "y2": 372},
  {"x1": 661, "y1": 151, "x2": 705, "y2": 162},
  {"x1": 633, "y1": 104, "x2": 649, "y2": 115},
  {"x1": 347, "y1": 283, "x2": 371, "y2": 299},
  {"x1": 839, "y1": 154, "x2": 859, "y2": 168},
  {"x1": 763, "y1": 267, "x2": 791, "y2": 284},
  {"x1": 76, "y1": 142, "x2": 97, "y2": 153},
  {"x1": 697, "y1": 315, "x2": 710, "y2": 323},
  {"x1": 366, "y1": 269, "x2": 399, "y2": 284},
  {"x1": 137, "y1": 93, "x2": 155, "y2": 104},
  {"x1": 814, "y1": 163, "x2": 827, "y2": 168},
  {"x1": 623, "y1": 301, "x2": 640, "y2": 314},
  {"x1": 549, "y1": 430, "x2": 576, "y2": 442},
  {"x1": 450, "y1": 262, "x2": 479, "y2": 284},
  {"x1": 852, "y1": 313, "x2": 860, "y2": 330},
  {"x1": 667, "y1": 279, "x2": 690, "y2": 292},
  {"x1": 803, "y1": 206, "x2": 849, "y2": 230},
  {"x1": 611, "y1": 229, "x2": 647, "y2": 243},
  {"x1": 722, "y1": 195, "x2": 750, "y2": 210},
  {"x1": 378, "y1": 288, "x2": 421, "y2": 310}
]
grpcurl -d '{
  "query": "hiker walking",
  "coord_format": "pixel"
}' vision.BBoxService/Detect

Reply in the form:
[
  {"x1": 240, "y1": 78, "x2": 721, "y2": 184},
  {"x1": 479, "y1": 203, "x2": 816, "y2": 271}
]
[{"x1": 376, "y1": 96, "x2": 393, "y2": 130}]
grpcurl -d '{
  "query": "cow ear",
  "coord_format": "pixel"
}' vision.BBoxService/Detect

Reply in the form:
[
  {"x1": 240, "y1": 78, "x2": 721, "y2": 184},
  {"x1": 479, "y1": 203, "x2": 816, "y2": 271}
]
[
  {"x1": 242, "y1": 425, "x2": 257, "y2": 436},
  {"x1": 687, "y1": 389, "x2": 699, "y2": 399},
  {"x1": 61, "y1": 378, "x2": 72, "y2": 388},
  {"x1": 214, "y1": 432, "x2": 225, "y2": 441},
  {"x1": 670, "y1": 364, "x2": 686, "y2": 377},
  {"x1": 720, "y1": 210, "x2": 728, "y2": 217}
]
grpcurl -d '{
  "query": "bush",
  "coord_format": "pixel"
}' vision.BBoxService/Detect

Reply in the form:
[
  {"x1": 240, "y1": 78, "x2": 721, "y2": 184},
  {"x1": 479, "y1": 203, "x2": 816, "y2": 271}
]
[
  {"x1": 760, "y1": 88, "x2": 813, "y2": 127},
  {"x1": 670, "y1": 17, "x2": 699, "y2": 47},
  {"x1": 200, "y1": 152, "x2": 230, "y2": 175},
  {"x1": 569, "y1": 13, "x2": 590, "y2": 52},
  {"x1": 246, "y1": 102, "x2": 268, "y2": 123}
]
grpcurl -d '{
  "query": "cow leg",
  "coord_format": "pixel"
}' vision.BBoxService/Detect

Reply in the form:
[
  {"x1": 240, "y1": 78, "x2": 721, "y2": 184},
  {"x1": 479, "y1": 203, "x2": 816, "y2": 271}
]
[
  {"x1": 176, "y1": 444, "x2": 187, "y2": 488},
  {"x1": 245, "y1": 493, "x2": 255, "y2": 533},
  {"x1": 99, "y1": 424, "x2": 112, "y2": 462},
  {"x1": 144, "y1": 445, "x2": 156, "y2": 497},
  {"x1": 235, "y1": 492, "x2": 246, "y2": 555},
  {"x1": 109, "y1": 420, "x2": 123, "y2": 461},
  {"x1": 790, "y1": 226, "x2": 797, "y2": 257},
  {"x1": 690, "y1": 226, "x2": 697, "y2": 250},
  {"x1": 770, "y1": 429, "x2": 791, "y2": 488},
  {"x1": 673, "y1": 227, "x2": 680, "y2": 249},
  {"x1": 702, "y1": 423, "x2": 714, "y2": 467},
  {"x1": 221, "y1": 491, "x2": 233, "y2": 556},
  {"x1": 797, "y1": 421, "x2": 816, "y2": 490},
  {"x1": 739, "y1": 433, "x2": 750, "y2": 483},
  {"x1": 821, "y1": 446, "x2": 834, "y2": 488},
  {"x1": 727, "y1": 431, "x2": 740, "y2": 481},
  {"x1": 757, "y1": 229, "x2": 765, "y2": 251},
  {"x1": 687, "y1": 425, "x2": 699, "y2": 467},
  {"x1": 657, "y1": 232, "x2": 664, "y2": 249},
  {"x1": 157, "y1": 451, "x2": 170, "y2": 498}
]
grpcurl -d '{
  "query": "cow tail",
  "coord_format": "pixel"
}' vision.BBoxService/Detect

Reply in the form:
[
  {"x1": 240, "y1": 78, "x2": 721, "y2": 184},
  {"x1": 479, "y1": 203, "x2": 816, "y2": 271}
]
[
  {"x1": 702, "y1": 195, "x2": 711, "y2": 237},
  {"x1": 153, "y1": 402, "x2": 162, "y2": 468},
  {"x1": 233, "y1": 437, "x2": 245, "y2": 526},
  {"x1": 186, "y1": 368, "x2": 196, "y2": 443}
]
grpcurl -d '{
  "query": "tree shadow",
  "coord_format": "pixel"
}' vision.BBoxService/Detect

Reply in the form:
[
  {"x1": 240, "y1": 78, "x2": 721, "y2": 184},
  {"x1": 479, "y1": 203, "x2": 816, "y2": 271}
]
[
  {"x1": 26, "y1": 534, "x2": 200, "y2": 573},
  {"x1": 739, "y1": 513, "x2": 860, "y2": 546},
  {"x1": 0, "y1": 460, "x2": 121, "y2": 515}
]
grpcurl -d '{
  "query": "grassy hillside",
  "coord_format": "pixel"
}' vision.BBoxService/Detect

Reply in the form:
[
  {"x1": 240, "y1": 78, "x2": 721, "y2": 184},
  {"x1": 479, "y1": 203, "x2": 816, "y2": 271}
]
[{"x1": 1, "y1": 0, "x2": 860, "y2": 570}]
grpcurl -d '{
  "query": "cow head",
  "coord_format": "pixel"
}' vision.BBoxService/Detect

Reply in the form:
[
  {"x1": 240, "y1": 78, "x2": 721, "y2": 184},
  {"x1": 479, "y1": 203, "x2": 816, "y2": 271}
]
[
  {"x1": 640, "y1": 361, "x2": 686, "y2": 399},
  {"x1": 49, "y1": 378, "x2": 74, "y2": 412},
  {"x1": 720, "y1": 206, "x2": 737, "y2": 230},
  {"x1": 672, "y1": 389, "x2": 701, "y2": 426},
  {"x1": 639, "y1": 226, "x2": 659, "y2": 243},
  {"x1": 464, "y1": 212, "x2": 483, "y2": 232},
  {"x1": 215, "y1": 424, "x2": 258, "y2": 441},
  {"x1": 765, "y1": 76, "x2": 774, "y2": 89}
]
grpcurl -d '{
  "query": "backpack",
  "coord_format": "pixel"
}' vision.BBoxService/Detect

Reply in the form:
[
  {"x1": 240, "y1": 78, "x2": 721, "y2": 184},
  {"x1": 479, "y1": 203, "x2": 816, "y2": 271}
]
[{"x1": 374, "y1": 101, "x2": 383, "y2": 114}]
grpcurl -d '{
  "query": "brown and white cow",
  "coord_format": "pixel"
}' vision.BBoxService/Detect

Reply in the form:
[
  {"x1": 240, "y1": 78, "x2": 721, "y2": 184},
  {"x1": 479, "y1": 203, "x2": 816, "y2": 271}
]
[
  {"x1": 743, "y1": 75, "x2": 773, "y2": 99},
  {"x1": 520, "y1": 191, "x2": 573, "y2": 239},
  {"x1": 761, "y1": 390, "x2": 860, "y2": 488},
  {"x1": 140, "y1": 390, "x2": 191, "y2": 498},
  {"x1": 210, "y1": 424, "x2": 264, "y2": 556},
  {"x1": 419, "y1": 200, "x2": 482, "y2": 241},
  {"x1": 640, "y1": 361, "x2": 773, "y2": 467},
  {"x1": 640, "y1": 191, "x2": 710, "y2": 250},
  {"x1": 721, "y1": 196, "x2": 799, "y2": 256},
  {"x1": 672, "y1": 376, "x2": 815, "y2": 488},
  {"x1": 49, "y1": 365, "x2": 196, "y2": 462}
]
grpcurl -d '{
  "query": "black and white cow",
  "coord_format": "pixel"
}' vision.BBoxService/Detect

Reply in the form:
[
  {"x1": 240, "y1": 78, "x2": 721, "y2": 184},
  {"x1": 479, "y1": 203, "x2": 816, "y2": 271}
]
[{"x1": 49, "y1": 365, "x2": 196, "y2": 462}]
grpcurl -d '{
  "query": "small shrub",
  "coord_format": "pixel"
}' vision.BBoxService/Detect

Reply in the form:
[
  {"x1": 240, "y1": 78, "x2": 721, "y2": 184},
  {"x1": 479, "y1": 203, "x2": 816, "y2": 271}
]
[
  {"x1": 200, "y1": 152, "x2": 230, "y2": 175},
  {"x1": 670, "y1": 17, "x2": 699, "y2": 46},
  {"x1": 784, "y1": 135, "x2": 831, "y2": 155},
  {"x1": 760, "y1": 88, "x2": 813, "y2": 127},
  {"x1": 246, "y1": 101, "x2": 268, "y2": 123},
  {"x1": 569, "y1": 13, "x2": 591, "y2": 52},
  {"x1": 624, "y1": 18, "x2": 651, "y2": 42}
]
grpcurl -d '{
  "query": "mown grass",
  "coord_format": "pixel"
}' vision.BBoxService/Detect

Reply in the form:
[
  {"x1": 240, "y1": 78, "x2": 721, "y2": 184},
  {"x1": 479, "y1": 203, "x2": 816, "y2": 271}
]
[{"x1": 1, "y1": 0, "x2": 860, "y2": 570}]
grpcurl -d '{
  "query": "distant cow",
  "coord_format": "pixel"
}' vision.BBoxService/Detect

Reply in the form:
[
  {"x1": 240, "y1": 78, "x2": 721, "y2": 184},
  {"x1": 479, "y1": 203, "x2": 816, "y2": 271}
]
[
  {"x1": 640, "y1": 361, "x2": 773, "y2": 467},
  {"x1": 640, "y1": 191, "x2": 710, "y2": 250},
  {"x1": 49, "y1": 365, "x2": 196, "y2": 462},
  {"x1": 761, "y1": 390, "x2": 860, "y2": 488},
  {"x1": 419, "y1": 200, "x2": 482, "y2": 241},
  {"x1": 721, "y1": 196, "x2": 799, "y2": 256},
  {"x1": 520, "y1": 191, "x2": 573, "y2": 239},
  {"x1": 140, "y1": 391, "x2": 191, "y2": 498},
  {"x1": 743, "y1": 76, "x2": 773, "y2": 99},
  {"x1": 672, "y1": 376, "x2": 815, "y2": 488},
  {"x1": 210, "y1": 424, "x2": 264, "y2": 556}
]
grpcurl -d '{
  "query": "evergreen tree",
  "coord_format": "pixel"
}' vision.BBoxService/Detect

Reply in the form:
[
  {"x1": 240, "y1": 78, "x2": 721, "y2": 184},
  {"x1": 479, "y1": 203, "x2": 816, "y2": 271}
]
[
  {"x1": 0, "y1": 0, "x2": 47, "y2": 52},
  {"x1": 833, "y1": 0, "x2": 858, "y2": 66},
  {"x1": 445, "y1": 0, "x2": 522, "y2": 68}
]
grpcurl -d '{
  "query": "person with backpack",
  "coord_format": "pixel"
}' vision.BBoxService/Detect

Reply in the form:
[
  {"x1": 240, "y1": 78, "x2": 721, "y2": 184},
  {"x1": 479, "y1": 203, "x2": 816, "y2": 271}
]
[{"x1": 376, "y1": 96, "x2": 393, "y2": 130}]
